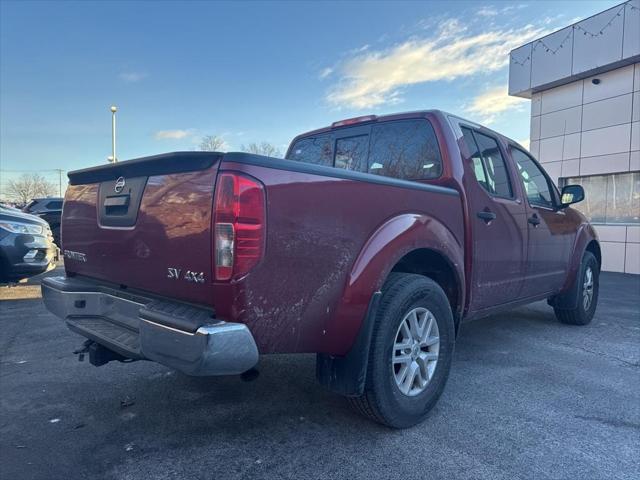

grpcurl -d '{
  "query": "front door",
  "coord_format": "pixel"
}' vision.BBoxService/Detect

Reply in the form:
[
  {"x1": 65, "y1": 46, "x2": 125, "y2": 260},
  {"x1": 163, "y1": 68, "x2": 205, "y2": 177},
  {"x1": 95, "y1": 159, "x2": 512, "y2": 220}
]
[
  {"x1": 459, "y1": 126, "x2": 528, "y2": 311},
  {"x1": 510, "y1": 146, "x2": 573, "y2": 298}
]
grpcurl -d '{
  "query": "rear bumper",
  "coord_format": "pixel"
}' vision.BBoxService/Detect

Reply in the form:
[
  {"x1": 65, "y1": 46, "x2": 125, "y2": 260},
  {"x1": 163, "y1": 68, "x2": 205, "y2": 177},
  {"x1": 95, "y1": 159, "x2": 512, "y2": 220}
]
[{"x1": 41, "y1": 275, "x2": 258, "y2": 376}]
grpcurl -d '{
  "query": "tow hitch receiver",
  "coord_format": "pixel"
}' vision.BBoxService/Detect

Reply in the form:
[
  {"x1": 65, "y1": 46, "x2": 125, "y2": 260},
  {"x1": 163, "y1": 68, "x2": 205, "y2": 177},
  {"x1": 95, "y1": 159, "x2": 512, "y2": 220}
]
[{"x1": 73, "y1": 340, "x2": 134, "y2": 366}]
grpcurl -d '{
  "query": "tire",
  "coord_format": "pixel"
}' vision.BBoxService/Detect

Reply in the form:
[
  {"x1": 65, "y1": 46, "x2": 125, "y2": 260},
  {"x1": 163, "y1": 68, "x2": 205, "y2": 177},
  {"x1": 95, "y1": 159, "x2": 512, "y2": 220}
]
[
  {"x1": 554, "y1": 251, "x2": 599, "y2": 325},
  {"x1": 51, "y1": 225, "x2": 61, "y2": 247},
  {"x1": 349, "y1": 273, "x2": 455, "y2": 428},
  {"x1": 0, "y1": 255, "x2": 11, "y2": 283}
]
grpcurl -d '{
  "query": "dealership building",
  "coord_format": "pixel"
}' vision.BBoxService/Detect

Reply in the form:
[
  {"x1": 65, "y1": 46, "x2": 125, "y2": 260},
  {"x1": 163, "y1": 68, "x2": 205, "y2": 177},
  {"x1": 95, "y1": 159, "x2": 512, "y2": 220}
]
[{"x1": 508, "y1": 0, "x2": 639, "y2": 274}]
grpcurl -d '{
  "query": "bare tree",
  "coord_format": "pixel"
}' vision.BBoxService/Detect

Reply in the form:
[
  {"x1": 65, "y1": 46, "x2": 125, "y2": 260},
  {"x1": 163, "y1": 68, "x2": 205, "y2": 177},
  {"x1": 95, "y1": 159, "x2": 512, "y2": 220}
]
[
  {"x1": 241, "y1": 142, "x2": 282, "y2": 158},
  {"x1": 6, "y1": 173, "x2": 57, "y2": 205},
  {"x1": 198, "y1": 135, "x2": 226, "y2": 152}
]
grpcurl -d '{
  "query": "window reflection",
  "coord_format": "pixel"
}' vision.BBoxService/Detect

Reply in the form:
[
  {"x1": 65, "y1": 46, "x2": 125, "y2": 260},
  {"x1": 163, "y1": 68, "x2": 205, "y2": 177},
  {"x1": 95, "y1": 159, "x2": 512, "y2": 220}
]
[
  {"x1": 288, "y1": 135, "x2": 333, "y2": 167},
  {"x1": 368, "y1": 120, "x2": 442, "y2": 180},
  {"x1": 566, "y1": 172, "x2": 640, "y2": 224},
  {"x1": 461, "y1": 127, "x2": 512, "y2": 197},
  {"x1": 512, "y1": 148, "x2": 554, "y2": 208},
  {"x1": 335, "y1": 135, "x2": 369, "y2": 172}
]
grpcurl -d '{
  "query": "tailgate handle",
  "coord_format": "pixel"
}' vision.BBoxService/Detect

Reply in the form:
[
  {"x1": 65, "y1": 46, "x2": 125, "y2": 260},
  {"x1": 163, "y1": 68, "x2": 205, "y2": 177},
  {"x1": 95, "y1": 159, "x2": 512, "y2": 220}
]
[{"x1": 104, "y1": 194, "x2": 130, "y2": 215}]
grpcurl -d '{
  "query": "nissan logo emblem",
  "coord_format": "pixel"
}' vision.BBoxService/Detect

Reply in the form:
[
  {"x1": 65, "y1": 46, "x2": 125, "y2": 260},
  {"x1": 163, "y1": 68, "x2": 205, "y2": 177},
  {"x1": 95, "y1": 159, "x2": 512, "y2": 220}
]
[{"x1": 114, "y1": 176, "x2": 126, "y2": 193}]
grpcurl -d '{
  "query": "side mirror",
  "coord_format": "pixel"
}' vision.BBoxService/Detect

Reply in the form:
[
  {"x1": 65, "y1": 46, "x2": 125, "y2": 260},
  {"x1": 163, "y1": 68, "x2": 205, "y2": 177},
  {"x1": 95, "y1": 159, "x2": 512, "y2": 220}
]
[{"x1": 560, "y1": 184, "x2": 585, "y2": 207}]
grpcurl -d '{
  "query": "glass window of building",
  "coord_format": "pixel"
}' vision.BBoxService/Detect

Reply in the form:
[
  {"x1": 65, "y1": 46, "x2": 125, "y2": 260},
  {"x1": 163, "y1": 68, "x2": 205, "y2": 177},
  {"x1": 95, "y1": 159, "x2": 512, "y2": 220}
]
[{"x1": 565, "y1": 172, "x2": 640, "y2": 224}]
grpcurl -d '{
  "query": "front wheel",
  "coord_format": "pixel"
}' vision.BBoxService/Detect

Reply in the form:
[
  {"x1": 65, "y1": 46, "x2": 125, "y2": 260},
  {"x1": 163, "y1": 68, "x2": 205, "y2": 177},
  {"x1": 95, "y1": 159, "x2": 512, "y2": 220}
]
[
  {"x1": 349, "y1": 273, "x2": 455, "y2": 428},
  {"x1": 554, "y1": 251, "x2": 599, "y2": 325}
]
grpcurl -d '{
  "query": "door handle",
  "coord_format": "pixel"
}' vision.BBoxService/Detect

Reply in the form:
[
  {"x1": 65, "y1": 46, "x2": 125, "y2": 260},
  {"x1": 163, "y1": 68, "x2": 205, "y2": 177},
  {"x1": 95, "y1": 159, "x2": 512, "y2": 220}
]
[
  {"x1": 477, "y1": 211, "x2": 496, "y2": 223},
  {"x1": 528, "y1": 214, "x2": 541, "y2": 226}
]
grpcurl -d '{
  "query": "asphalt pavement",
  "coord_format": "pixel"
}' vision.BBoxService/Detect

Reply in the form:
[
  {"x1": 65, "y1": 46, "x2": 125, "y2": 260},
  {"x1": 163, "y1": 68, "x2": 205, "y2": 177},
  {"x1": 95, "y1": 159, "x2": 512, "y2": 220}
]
[{"x1": 1, "y1": 271, "x2": 638, "y2": 480}]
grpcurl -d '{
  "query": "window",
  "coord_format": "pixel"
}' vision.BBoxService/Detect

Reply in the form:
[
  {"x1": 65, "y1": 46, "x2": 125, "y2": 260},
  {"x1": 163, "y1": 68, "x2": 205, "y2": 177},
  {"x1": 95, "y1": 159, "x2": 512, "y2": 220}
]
[
  {"x1": 461, "y1": 127, "x2": 488, "y2": 188},
  {"x1": 45, "y1": 201, "x2": 62, "y2": 210},
  {"x1": 461, "y1": 127, "x2": 512, "y2": 197},
  {"x1": 511, "y1": 148, "x2": 555, "y2": 208},
  {"x1": 334, "y1": 135, "x2": 368, "y2": 172},
  {"x1": 287, "y1": 135, "x2": 333, "y2": 167},
  {"x1": 367, "y1": 120, "x2": 442, "y2": 180},
  {"x1": 565, "y1": 172, "x2": 640, "y2": 224}
]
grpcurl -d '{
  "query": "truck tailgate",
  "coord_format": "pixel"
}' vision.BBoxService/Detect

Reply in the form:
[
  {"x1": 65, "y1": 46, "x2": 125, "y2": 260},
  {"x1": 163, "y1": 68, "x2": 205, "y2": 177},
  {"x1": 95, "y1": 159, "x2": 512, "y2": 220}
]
[{"x1": 62, "y1": 152, "x2": 221, "y2": 306}]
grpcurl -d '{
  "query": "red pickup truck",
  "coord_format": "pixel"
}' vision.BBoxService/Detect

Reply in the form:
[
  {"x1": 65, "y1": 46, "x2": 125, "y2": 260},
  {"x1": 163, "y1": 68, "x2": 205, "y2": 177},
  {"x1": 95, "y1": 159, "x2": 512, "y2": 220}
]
[{"x1": 42, "y1": 110, "x2": 600, "y2": 428}]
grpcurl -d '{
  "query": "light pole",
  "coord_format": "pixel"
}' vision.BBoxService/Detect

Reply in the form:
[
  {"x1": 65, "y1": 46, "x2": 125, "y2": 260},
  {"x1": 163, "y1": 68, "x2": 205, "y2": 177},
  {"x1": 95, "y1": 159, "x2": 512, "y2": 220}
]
[
  {"x1": 54, "y1": 169, "x2": 64, "y2": 196},
  {"x1": 110, "y1": 105, "x2": 117, "y2": 163}
]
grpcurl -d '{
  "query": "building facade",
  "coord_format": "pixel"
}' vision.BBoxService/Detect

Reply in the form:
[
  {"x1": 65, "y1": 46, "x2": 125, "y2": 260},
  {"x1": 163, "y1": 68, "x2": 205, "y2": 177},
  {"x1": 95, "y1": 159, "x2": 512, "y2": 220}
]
[{"x1": 509, "y1": 0, "x2": 640, "y2": 274}]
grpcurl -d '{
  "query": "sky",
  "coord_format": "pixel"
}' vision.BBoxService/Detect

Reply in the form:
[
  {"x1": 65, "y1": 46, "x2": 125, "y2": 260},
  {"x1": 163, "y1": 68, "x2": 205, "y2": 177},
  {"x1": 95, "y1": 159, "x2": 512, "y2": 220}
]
[{"x1": 0, "y1": 0, "x2": 621, "y2": 196}]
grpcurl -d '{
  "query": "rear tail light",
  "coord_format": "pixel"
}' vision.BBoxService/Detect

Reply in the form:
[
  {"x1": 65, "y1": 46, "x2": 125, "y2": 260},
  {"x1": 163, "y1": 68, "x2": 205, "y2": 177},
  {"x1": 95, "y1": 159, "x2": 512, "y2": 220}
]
[{"x1": 213, "y1": 172, "x2": 266, "y2": 281}]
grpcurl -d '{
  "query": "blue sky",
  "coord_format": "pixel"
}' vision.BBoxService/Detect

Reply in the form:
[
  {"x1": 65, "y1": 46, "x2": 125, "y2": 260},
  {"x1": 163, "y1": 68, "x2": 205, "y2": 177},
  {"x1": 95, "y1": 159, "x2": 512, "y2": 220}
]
[{"x1": 0, "y1": 0, "x2": 619, "y2": 193}]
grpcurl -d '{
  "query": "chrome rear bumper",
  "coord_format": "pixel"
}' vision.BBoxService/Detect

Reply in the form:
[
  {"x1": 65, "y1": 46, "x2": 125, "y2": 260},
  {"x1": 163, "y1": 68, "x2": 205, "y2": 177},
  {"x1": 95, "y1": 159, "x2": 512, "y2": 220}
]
[{"x1": 41, "y1": 276, "x2": 258, "y2": 376}]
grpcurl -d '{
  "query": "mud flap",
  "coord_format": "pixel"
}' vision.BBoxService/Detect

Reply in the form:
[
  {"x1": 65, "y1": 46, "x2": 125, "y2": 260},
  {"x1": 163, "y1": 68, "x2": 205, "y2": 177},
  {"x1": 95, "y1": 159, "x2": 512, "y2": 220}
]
[{"x1": 316, "y1": 292, "x2": 381, "y2": 397}]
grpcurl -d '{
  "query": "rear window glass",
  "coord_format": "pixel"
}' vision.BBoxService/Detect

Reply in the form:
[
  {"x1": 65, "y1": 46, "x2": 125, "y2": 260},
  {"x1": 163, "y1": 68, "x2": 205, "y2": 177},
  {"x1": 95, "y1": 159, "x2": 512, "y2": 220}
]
[
  {"x1": 287, "y1": 135, "x2": 333, "y2": 166},
  {"x1": 335, "y1": 135, "x2": 368, "y2": 172},
  {"x1": 46, "y1": 201, "x2": 62, "y2": 210},
  {"x1": 368, "y1": 120, "x2": 442, "y2": 180}
]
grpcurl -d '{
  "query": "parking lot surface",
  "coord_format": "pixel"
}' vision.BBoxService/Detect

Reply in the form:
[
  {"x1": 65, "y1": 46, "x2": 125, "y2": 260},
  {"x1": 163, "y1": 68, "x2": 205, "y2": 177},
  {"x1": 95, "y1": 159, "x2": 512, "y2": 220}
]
[{"x1": 1, "y1": 271, "x2": 639, "y2": 480}]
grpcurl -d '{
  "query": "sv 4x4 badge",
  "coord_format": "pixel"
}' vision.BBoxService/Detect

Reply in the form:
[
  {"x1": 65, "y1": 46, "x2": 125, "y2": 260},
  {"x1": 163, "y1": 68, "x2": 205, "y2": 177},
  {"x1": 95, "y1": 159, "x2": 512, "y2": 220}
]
[{"x1": 167, "y1": 267, "x2": 205, "y2": 284}]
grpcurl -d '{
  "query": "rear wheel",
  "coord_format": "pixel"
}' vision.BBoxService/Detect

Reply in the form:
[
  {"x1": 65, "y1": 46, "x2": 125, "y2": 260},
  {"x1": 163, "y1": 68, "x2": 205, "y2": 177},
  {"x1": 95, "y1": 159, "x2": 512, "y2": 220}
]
[
  {"x1": 349, "y1": 273, "x2": 455, "y2": 428},
  {"x1": 554, "y1": 251, "x2": 599, "y2": 325}
]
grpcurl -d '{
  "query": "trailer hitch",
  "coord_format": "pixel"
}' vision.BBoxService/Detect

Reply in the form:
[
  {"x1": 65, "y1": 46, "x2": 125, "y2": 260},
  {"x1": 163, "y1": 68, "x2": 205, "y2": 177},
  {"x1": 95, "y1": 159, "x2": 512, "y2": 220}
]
[{"x1": 73, "y1": 340, "x2": 135, "y2": 366}]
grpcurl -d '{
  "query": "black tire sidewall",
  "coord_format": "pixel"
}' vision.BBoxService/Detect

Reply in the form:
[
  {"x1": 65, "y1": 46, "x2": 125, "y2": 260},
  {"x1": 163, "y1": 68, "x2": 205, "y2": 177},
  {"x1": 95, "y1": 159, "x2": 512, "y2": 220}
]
[
  {"x1": 579, "y1": 252, "x2": 599, "y2": 321},
  {"x1": 368, "y1": 276, "x2": 455, "y2": 427}
]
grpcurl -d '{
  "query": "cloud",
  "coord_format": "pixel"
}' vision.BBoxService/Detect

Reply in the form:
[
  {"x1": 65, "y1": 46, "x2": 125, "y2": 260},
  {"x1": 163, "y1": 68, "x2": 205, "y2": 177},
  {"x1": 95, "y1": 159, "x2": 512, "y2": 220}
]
[
  {"x1": 477, "y1": 6, "x2": 499, "y2": 17},
  {"x1": 464, "y1": 85, "x2": 528, "y2": 124},
  {"x1": 119, "y1": 72, "x2": 146, "y2": 83},
  {"x1": 154, "y1": 129, "x2": 193, "y2": 140},
  {"x1": 319, "y1": 67, "x2": 334, "y2": 79},
  {"x1": 326, "y1": 18, "x2": 550, "y2": 109}
]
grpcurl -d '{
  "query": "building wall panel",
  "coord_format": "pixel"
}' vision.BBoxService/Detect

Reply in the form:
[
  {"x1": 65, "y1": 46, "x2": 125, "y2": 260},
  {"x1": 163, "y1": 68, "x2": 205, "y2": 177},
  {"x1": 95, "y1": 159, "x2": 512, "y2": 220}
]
[
  {"x1": 581, "y1": 94, "x2": 633, "y2": 131},
  {"x1": 583, "y1": 65, "x2": 634, "y2": 103},
  {"x1": 572, "y1": 6, "x2": 625, "y2": 75},
  {"x1": 623, "y1": 0, "x2": 640, "y2": 59},
  {"x1": 531, "y1": 27, "x2": 574, "y2": 89},
  {"x1": 600, "y1": 241, "x2": 626, "y2": 272},
  {"x1": 509, "y1": 44, "x2": 532, "y2": 95},
  {"x1": 580, "y1": 123, "x2": 632, "y2": 157},
  {"x1": 541, "y1": 82, "x2": 583, "y2": 114},
  {"x1": 580, "y1": 152, "x2": 630, "y2": 176},
  {"x1": 540, "y1": 106, "x2": 582, "y2": 138}
]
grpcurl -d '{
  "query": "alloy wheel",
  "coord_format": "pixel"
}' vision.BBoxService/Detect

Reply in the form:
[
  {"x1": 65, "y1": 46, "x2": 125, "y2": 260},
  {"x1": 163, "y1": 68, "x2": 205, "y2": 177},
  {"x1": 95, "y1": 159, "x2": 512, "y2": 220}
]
[
  {"x1": 583, "y1": 266, "x2": 594, "y2": 311},
  {"x1": 392, "y1": 307, "x2": 440, "y2": 396}
]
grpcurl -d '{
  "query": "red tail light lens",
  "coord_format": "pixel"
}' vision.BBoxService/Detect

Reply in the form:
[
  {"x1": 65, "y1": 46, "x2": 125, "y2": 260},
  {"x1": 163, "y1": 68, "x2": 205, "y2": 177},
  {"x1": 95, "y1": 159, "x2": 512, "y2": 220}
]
[{"x1": 213, "y1": 172, "x2": 266, "y2": 281}]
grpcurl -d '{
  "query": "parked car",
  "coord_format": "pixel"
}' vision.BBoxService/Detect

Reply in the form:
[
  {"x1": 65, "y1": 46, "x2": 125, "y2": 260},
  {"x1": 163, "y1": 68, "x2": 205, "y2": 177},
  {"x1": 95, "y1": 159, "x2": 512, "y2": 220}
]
[
  {"x1": 0, "y1": 206, "x2": 58, "y2": 282},
  {"x1": 41, "y1": 110, "x2": 599, "y2": 428},
  {"x1": 23, "y1": 197, "x2": 63, "y2": 246}
]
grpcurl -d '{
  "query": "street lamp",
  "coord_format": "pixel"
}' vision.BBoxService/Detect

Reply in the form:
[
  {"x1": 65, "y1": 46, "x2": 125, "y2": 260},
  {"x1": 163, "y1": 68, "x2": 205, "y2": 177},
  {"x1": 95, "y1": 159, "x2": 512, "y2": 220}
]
[{"x1": 110, "y1": 105, "x2": 117, "y2": 163}]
